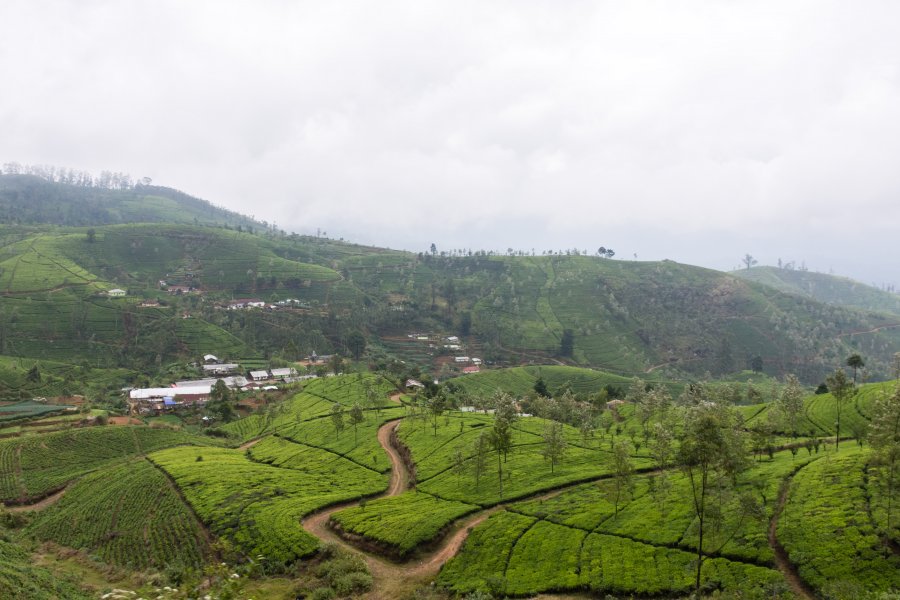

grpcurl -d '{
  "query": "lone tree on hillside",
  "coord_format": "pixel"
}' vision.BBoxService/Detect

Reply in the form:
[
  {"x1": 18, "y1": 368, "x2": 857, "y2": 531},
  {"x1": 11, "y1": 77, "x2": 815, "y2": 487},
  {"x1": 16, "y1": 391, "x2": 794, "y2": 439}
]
[
  {"x1": 349, "y1": 403, "x2": 364, "y2": 443},
  {"x1": 677, "y1": 402, "x2": 747, "y2": 593},
  {"x1": 330, "y1": 403, "x2": 345, "y2": 439},
  {"x1": 533, "y1": 376, "x2": 550, "y2": 398},
  {"x1": 826, "y1": 367, "x2": 855, "y2": 452},
  {"x1": 541, "y1": 420, "x2": 567, "y2": 473},
  {"x1": 846, "y1": 354, "x2": 865, "y2": 385},
  {"x1": 742, "y1": 253, "x2": 757, "y2": 270},
  {"x1": 472, "y1": 431, "x2": 490, "y2": 490},
  {"x1": 611, "y1": 438, "x2": 635, "y2": 516},
  {"x1": 489, "y1": 393, "x2": 518, "y2": 499}
]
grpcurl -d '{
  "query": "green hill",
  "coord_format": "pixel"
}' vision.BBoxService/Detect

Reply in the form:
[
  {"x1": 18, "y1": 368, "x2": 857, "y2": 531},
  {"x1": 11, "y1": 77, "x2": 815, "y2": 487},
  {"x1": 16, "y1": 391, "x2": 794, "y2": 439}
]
[
  {"x1": 0, "y1": 179, "x2": 898, "y2": 386},
  {"x1": 0, "y1": 174, "x2": 262, "y2": 230},
  {"x1": 735, "y1": 266, "x2": 900, "y2": 316}
]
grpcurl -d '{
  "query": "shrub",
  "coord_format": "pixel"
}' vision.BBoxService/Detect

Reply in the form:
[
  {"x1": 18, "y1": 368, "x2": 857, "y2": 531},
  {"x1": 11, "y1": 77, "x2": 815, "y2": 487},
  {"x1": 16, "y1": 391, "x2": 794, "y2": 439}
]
[
  {"x1": 309, "y1": 587, "x2": 335, "y2": 600},
  {"x1": 332, "y1": 571, "x2": 372, "y2": 596}
]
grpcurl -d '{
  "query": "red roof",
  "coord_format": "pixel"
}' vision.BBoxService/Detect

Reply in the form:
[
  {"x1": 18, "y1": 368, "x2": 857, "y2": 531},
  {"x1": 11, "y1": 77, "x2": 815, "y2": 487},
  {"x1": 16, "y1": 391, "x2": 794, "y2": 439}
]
[{"x1": 462, "y1": 366, "x2": 480, "y2": 374}]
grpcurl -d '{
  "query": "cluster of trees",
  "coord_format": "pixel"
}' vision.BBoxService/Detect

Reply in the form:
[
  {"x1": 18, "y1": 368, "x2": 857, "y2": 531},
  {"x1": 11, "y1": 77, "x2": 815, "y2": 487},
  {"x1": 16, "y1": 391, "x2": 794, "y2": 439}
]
[
  {"x1": 1, "y1": 162, "x2": 146, "y2": 190},
  {"x1": 423, "y1": 244, "x2": 618, "y2": 259}
]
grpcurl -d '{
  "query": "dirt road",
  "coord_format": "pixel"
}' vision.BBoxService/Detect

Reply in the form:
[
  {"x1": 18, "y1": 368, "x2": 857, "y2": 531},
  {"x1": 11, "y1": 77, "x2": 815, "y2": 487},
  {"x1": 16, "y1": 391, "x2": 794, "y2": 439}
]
[{"x1": 300, "y1": 419, "x2": 490, "y2": 598}]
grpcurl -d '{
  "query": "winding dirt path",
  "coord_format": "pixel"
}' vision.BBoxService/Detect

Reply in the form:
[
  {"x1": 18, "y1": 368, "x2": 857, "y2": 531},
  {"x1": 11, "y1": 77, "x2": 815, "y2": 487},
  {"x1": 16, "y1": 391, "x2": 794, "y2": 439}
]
[
  {"x1": 238, "y1": 437, "x2": 262, "y2": 451},
  {"x1": 768, "y1": 476, "x2": 817, "y2": 600},
  {"x1": 300, "y1": 419, "x2": 491, "y2": 598},
  {"x1": 4, "y1": 487, "x2": 66, "y2": 513}
]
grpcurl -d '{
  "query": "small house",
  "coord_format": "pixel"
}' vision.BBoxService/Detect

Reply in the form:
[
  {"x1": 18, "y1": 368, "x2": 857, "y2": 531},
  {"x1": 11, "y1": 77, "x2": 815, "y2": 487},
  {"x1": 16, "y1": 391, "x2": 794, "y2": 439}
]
[
  {"x1": 203, "y1": 354, "x2": 219, "y2": 363},
  {"x1": 250, "y1": 370, "x2": 270, "y2": 382},
  {"x1": 270, "y1": 367, "x2": 296, "y2": 380},
  {"x1": 107, "y1": 288, "x2": 126, "y2": 297},
  {"x1": 462, "y1": 366, "x2": 480, "y2": 374},
  {"x1": 405, "y1": 379, "x2": 425, "y2": 390},
  {"x1": 202, "y1": 363, "x2": 239, "y2": 375},
  {"x1": 454, "y1": 356, "x2": 470, "y2": 363}
]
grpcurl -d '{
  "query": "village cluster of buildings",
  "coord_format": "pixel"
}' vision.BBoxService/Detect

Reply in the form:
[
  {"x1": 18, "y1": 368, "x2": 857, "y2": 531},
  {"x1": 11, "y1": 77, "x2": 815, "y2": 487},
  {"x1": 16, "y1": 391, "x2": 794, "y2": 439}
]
[
  {"x1": 407, "y1": 333, "x2": 483, "y2": 374},
  {"x1": 126, "y1": 355, "x2": 310, "y2": 414}
]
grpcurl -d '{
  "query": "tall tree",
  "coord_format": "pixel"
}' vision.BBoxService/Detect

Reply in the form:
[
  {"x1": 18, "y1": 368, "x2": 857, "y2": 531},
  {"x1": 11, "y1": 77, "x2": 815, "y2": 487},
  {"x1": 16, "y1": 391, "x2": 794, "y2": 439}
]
[
  {"x1": 846, "y1": 354, "x2": 865, "y2": 385},
  {"x1": 742, "y1": 253, "x2": 757, "y2": 270},
  {"x1": 427, "y1": 390, "x2": 447, "y2": 436},
  {"x1": 489, "y1": 393, "x2": 517, "y2": 498},
  {"x1": 559, "y1": 329, "x2": 575, "y2": 358},
  {"x1": 346, "y1": 331, "x2": 366, "y2": 361},
  {"x1": 541, "y1": 420, "x2": 567, "y2": 473},
  {"x1": 328, "y1": 354, "x2": 344, "y2": 375},
  {"x1": 826, "y1": 368, "x2": 855, "y2": 452},
  {"x1": 677, "y1": 402, "x2": 747, "y2": 593},
  {"x1": 25, "y1": 365, "x2": 41, "y2": 383},
  {"x1": 869, "y1": 386, "x2": 900, "y2": 534},
  {"x1": 452, "y1": 448, "x2": 467, "y2": 487},
  {"x1": 775, "y1": 374, "x2": 805, "y2": 437},
  {"x1": 611, "y1": 438, "x2": 635, "y2": 516},
  {"x1": 472, "y1": 431, "x2": 489, "y2": 490},
  {"x1": 650, "y1": 421, "x2": 675, "y2": 517},
  {"x1": 330, "y1": 403, "x2": 345, "y2": 439},
  {"x1": 348, "y1": 403, "x2": 364, "y2": 443}
]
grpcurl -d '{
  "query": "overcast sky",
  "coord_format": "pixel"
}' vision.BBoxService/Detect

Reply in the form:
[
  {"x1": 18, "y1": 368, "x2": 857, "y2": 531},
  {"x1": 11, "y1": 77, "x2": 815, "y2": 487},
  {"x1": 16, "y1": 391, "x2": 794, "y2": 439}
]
[{"x1": 2, "y1": 1, "x2": 898, "y2": 286}]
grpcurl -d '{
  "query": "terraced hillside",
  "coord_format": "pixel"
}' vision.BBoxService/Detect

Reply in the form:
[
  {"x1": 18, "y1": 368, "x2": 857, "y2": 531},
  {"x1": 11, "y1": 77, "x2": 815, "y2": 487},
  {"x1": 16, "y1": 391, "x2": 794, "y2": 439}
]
[{"x1": 1, "y1": 178, "x2": 900, "y2": 384}]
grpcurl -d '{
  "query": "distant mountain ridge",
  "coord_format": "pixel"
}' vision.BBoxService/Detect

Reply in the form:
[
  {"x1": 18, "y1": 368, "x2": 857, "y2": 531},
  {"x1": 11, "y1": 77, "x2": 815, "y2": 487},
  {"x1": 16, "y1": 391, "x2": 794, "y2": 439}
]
[{"x1": 734, "y1": 266, "x2": 900, "y2": 317}]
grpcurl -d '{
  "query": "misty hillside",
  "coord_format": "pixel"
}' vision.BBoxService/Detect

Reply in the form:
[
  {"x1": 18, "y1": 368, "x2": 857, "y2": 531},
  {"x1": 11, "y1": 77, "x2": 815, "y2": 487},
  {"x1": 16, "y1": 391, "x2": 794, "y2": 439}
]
[
  {"x1": 0, "y1": 174, "x2": 263, "y2": 230},
  {"x1": 735, "y1": 266, "x2": 900, "y2": 317}
]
